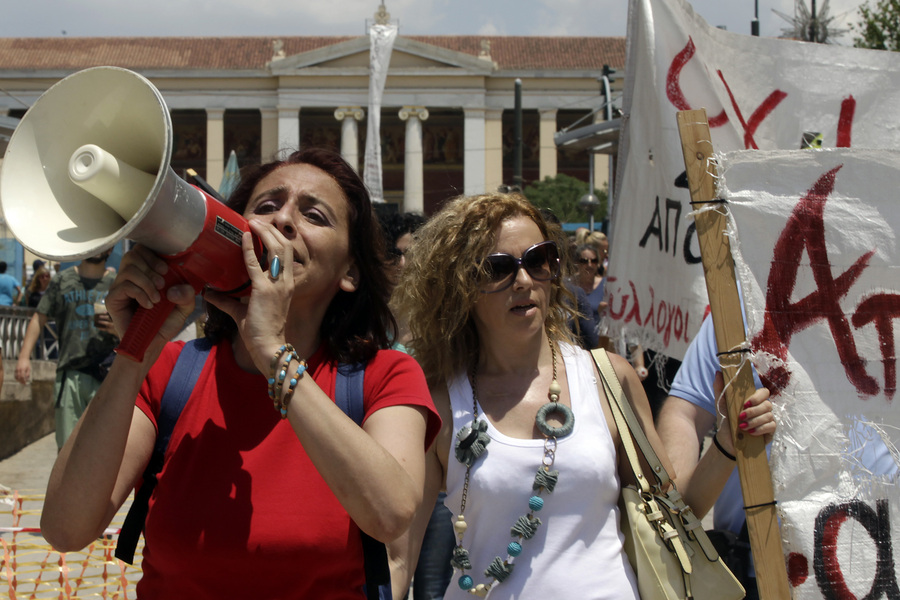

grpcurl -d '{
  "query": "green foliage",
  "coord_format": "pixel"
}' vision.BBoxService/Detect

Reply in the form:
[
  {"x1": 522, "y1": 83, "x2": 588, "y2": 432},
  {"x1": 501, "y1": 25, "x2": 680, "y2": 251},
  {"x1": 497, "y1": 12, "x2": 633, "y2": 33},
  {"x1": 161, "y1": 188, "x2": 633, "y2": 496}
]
[
  {"x1": 522, "y1": 173, "x2": 608, "y2": 225},
  {"x1": 851, "y1": 0, "x2": 900, "y2": 51}
]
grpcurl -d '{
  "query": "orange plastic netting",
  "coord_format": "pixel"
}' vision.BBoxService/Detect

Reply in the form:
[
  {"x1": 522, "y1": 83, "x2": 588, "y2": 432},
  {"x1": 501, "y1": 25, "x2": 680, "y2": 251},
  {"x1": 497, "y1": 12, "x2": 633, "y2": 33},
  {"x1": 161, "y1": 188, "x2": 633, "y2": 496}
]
[{"x1": 1, "y1": 487, "x2": 143, "y2": 599}]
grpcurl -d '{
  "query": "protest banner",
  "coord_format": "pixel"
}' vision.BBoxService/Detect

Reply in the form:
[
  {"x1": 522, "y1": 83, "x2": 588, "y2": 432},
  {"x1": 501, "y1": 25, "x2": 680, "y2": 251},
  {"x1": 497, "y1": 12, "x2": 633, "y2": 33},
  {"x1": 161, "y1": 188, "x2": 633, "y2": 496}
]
[
  {"x1": 608, "y1": 0, "x2": 900, "y2": 360},
  {"x1": 719, "y1": 147, "x2": 900, "y2": 599}
]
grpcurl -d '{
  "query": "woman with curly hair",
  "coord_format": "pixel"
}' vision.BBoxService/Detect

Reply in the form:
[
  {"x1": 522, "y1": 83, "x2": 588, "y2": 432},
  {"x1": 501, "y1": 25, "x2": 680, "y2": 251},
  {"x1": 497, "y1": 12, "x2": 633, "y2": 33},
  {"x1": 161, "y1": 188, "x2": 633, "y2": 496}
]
[
  {"x1": 42, "y1": 148, "x2": 441, "y2": 599},
  {"x1": 389, "y1": 191, "x2": 667, "y2": 598},
  {"x1": 20, "y1": 264, "x2": 52, "y2": 307}
]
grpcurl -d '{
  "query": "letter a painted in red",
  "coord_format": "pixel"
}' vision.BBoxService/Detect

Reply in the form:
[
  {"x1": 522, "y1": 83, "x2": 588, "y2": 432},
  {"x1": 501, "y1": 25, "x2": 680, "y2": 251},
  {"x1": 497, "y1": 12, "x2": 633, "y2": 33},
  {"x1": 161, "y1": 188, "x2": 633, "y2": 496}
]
[{"x1": 752, "y1": 166, "x2": 877, "y2": 396}]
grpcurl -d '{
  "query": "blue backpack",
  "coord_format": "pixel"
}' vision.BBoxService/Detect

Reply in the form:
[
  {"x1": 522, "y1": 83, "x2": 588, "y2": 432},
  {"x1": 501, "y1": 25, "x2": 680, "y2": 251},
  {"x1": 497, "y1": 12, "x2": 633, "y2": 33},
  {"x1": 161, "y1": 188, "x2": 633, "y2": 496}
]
[{"x1": 115, "y1": 338, "x2": 392, "y2": 600}]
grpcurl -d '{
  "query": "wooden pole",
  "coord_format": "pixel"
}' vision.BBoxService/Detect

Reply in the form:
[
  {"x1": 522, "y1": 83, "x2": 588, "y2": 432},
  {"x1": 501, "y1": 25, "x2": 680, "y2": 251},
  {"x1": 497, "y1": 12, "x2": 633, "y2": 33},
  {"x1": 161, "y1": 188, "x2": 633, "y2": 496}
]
[{"x1": 675, "y1": 109, "x2": 791, "y2": 599}]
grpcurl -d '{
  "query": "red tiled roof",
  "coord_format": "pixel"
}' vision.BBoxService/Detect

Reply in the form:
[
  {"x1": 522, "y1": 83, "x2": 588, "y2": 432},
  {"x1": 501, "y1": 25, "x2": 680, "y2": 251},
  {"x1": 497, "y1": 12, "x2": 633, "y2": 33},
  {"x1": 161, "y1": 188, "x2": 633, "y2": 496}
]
[
  {"x1": 0, "y1": 35, "x2": 625, "y2": 72},
  {"x1": 413, "y1": 36, "x2": 626, "y2": 71}
]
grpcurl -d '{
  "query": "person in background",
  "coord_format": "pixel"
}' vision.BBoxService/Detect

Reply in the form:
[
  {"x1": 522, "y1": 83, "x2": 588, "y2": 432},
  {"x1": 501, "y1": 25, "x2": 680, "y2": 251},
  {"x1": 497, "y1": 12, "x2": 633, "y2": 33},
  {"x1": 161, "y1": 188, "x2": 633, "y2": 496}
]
[
  {"x1": 40, "y1": 148, "x2": 440, "y2": 599},
  {"x1": 571, "y1": 243, "x2": 606, "y2": 348},
  {"x1": 583, "y1": 233, "x2": 648, "y2": 381},
  {"x1": 20, "y1": 264, "x2": 52, "y2": 307},
  {"x1": 586, "y1": 230, "x2": 609, "y2": 279},
  {"x1": 21, "y1": 259, "x2": 46, "y2": 297},
  {"x1": 377, "y1": 209, "x2": 454, "y2": 600},
  {"x1": 378, "y1": 211, "x2": 426, "y2": 299},
  {"x1": 15, "y1": 250, "x2": 118, "y2": 450},
  {"x1": 0, "y1": 261, "x2": 22, "y2": 306},
  {"x1": 379, "y1": 208, "x2": 457, "y2": 600}
]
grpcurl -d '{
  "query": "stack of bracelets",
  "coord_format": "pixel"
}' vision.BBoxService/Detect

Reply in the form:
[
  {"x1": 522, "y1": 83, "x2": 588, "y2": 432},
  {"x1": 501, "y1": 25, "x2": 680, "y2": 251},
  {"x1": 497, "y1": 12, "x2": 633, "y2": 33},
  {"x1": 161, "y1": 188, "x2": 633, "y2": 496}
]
[{"x1": 267, "y1": 343, "x2": 309, "y2": 418}]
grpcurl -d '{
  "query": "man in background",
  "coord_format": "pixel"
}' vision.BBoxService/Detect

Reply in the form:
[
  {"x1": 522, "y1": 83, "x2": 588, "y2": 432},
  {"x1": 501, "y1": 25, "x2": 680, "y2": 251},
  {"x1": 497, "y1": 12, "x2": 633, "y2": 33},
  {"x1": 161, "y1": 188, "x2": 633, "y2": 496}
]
[
  {"x1": 0, "y1": 261, "x2": 22, "y2": 306},
  {"x1": 15, "y1": 249, "x2": 118, "y2": 450}
]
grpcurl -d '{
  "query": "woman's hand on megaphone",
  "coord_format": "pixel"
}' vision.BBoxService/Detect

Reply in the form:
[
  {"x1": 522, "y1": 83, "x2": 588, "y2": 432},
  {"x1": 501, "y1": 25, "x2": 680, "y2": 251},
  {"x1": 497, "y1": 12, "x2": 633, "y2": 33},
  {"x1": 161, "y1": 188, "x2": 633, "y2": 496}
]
[
  {"x1": 204, "y1": 220, "x2": 295, "y2": 374},
  {"x1": 107, "y1": 244, "x2": 197, "y2": 361}
]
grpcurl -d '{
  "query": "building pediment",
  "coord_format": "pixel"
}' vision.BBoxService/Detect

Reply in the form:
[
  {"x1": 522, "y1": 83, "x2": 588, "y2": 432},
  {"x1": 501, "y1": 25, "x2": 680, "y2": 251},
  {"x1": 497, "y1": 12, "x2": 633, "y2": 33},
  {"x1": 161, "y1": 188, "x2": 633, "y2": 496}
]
[{"x1": 269, "y1": 36, "x2": 494, "y2": 76}]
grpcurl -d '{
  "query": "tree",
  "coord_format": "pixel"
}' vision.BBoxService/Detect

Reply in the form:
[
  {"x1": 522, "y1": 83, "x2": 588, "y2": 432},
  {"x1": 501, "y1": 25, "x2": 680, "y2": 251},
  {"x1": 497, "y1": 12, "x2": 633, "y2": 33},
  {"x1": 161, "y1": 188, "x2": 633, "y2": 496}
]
[
  {"x1": 522, "y1": 173, "x2": 608, "y2": 225},
  {"x1": 851, "y1": 0, "x2": 900, "y2": 51}
]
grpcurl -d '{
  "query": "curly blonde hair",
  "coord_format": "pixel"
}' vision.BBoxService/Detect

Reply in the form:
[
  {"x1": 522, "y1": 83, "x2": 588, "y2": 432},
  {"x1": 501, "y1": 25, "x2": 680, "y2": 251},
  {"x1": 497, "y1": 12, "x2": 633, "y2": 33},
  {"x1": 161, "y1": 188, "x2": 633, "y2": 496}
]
[{"x1": 392, "y1": 192, "x2": 577, "y2": 385}]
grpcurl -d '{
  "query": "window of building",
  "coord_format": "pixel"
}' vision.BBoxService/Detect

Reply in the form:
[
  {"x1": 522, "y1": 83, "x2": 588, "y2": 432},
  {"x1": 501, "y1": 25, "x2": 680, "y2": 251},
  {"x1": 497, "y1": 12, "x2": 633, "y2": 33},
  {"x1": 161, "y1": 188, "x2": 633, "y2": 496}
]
[
  {"x1": 171, "y1": 110, "x2": 207, "y2": 179},
  {"x1": 299, "y1": 108, "x2": 343, "y2": 157},
  {"x1": 224, "y1": 109, "x2": 261, "y2": 168}
]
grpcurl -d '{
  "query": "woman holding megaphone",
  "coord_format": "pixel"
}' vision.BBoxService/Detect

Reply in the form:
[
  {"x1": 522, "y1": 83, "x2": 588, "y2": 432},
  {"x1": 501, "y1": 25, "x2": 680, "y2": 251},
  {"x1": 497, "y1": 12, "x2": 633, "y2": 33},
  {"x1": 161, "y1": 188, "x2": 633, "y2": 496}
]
[{"x1": 41, "y1": 147, "x2": 441, "y2": 599}]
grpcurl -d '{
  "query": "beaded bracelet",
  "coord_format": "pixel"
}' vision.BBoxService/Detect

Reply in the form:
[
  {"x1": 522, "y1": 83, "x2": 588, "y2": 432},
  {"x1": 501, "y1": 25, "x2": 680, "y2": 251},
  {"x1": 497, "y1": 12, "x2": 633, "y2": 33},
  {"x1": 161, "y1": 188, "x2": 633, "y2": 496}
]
[
  {"x1": 268, "y1": 344, "x2": 298, "y2": 406},
  {"x1": 278, "y1": 360, "x2": 309, "y2": 418}
]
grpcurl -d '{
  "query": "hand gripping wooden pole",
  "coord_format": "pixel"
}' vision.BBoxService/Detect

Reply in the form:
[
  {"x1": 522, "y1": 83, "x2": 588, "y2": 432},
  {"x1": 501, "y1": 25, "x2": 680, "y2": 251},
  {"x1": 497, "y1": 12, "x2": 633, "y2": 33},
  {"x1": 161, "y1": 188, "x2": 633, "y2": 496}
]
[{"x1": 675, "y1": 109, "x2": 791, "y2": 599}]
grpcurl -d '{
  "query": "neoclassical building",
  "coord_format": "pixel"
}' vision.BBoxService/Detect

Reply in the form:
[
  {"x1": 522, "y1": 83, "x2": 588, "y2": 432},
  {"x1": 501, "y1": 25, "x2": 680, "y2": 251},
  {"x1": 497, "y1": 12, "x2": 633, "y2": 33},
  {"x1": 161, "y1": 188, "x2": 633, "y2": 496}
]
[{"x1": 0, "y1": 31, "x2": 623, "y2": 216}]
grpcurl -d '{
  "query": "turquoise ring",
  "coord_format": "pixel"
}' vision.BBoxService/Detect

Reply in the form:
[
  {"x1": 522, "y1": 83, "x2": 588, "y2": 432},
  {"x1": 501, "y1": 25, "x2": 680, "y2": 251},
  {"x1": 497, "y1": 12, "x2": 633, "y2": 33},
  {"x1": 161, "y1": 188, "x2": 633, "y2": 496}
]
[{"x1": 269, "y1": 256, "x2": 282, "y2": 280}]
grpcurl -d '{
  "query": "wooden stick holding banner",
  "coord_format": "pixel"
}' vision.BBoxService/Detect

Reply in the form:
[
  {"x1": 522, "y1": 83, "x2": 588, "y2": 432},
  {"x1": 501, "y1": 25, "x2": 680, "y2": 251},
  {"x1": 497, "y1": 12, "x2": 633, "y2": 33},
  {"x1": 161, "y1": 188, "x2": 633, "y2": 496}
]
[{"x1": 675, "y1": 109, "x2": 790, "y2": 599}]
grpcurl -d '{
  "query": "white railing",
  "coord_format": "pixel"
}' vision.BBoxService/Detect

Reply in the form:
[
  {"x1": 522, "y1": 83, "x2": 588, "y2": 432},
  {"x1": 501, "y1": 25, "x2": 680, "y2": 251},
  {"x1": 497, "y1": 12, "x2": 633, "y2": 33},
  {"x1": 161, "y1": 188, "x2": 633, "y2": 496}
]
[{"x1": 0, "y1": 306, "x2": 58, "y2": 360}]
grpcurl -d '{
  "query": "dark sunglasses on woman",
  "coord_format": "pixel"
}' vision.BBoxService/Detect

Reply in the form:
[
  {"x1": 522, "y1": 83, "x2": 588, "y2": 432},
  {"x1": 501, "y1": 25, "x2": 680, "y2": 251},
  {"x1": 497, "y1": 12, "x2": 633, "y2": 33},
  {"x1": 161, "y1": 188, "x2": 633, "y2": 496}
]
[
  {"x1": 577, "y1": 257, "x2": 599, "y2": 265},
  {"x1": 480, "y1": 240, "x2": 560, "y2": 294}
]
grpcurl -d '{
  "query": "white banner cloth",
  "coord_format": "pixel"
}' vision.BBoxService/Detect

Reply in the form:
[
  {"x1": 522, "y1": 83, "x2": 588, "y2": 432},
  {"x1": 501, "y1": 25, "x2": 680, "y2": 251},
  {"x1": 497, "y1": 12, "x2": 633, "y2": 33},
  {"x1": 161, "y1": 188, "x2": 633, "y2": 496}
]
[
  {"x1": 721, "y1": 147, "x2": 900, "y2": 599},
  {"x1": 363, "y1": 24, "x2": 397, "y2": 203},
  {"x1": 607, "y1": 0, "x2": 900, "y2": 359}
]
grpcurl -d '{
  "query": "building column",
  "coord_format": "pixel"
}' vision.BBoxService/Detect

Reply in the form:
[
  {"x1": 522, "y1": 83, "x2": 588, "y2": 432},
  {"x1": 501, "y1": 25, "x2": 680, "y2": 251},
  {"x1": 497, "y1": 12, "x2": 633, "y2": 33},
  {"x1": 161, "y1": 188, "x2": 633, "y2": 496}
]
[
  {"x1": 463, "y1": 108, "x2": 487, "y2": 196},
  {"x1": 399, "y1": 106, "x2": 429, "y2": 214},
  {"x1": 539, "y1": 108, "x2": 558, "y2": 182},
  {"x1": 484, "y1": 109, "x2": 504, "y2": 193},
  {"x1": 206, "y1": 108, "x2": 225, "y2": 190},
  {"x1": 334, "y1": 107, "x2": 365, "y2": 173},
  {"x1": 260, "y1": 108, "x2": 279, "y2": 162},
  {"x1": 278, "y1": 106, "x2": 300, "y2": 158}
]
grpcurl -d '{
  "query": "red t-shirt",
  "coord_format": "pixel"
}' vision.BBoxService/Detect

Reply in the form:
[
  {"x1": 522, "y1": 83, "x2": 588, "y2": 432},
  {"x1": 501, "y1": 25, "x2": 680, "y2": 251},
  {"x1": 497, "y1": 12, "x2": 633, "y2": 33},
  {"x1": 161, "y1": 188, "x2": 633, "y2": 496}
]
[{"x1": 133, "y1": 340, "x2": 439, "y2": 599}]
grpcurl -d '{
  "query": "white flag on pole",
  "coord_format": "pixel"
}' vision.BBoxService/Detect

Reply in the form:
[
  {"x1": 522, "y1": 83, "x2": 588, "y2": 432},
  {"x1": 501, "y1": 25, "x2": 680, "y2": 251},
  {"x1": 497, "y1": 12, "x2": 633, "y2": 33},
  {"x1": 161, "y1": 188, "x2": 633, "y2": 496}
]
[{"x1": 363, "y1": 24, "x2": 397, "y2": 203}]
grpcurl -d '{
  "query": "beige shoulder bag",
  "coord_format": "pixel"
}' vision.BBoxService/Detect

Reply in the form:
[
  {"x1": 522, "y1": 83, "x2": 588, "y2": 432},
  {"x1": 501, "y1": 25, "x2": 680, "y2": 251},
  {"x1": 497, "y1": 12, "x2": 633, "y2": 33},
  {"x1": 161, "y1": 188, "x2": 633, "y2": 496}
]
[{"x1": 591, "y1": 348, "x2": 745, "y2": 600}]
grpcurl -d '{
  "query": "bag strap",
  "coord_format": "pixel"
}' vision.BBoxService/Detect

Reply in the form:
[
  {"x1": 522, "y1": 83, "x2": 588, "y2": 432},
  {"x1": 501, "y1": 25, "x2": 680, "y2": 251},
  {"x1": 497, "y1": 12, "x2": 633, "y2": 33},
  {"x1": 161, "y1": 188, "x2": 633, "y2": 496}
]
[
  {"x1": 590, "y1": 348, "x2": 672, "y2": 489},
  {"x1": 592, "y1": 350, "x2": 651, "y2": 494},
  {"x1": 115, "y1": 338, "x2": 212, "y2": 564},
  {"x1": 592, "y1": 349, "x2": 723, "y2": 564},
  {"x1": 335, "y1": 362, "x2": 392, "y2": 600}
]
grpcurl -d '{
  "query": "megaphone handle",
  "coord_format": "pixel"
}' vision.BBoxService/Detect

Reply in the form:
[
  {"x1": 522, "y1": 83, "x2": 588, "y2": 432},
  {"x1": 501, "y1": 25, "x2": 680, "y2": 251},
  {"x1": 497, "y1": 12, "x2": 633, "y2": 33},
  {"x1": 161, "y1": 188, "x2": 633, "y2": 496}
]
[{"x1": 116, "y1": 269, "x2": 188, "y2": 362}]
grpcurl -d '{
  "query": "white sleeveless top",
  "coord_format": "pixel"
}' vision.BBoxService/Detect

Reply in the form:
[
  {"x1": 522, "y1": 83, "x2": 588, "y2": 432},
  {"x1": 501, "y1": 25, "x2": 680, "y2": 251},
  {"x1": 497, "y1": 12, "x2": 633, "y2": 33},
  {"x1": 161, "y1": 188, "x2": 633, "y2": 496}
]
[{"x1": 443, "y1": 342, "x2": 639, "y2": 600}]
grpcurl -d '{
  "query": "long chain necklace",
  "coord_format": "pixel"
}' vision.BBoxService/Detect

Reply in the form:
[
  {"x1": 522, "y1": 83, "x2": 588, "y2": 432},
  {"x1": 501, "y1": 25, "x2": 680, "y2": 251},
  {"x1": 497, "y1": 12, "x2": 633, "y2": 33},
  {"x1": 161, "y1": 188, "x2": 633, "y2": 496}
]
[{"x1": 451, "y1": 337, "x2": 575, "y2": 597}]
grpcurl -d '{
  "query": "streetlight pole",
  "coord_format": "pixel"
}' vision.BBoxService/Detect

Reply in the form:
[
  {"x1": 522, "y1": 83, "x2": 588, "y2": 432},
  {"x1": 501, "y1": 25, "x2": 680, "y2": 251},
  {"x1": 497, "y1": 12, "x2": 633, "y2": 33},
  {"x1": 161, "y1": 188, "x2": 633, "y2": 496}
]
[
  {"x1": 579, "y1": 160, "x2": 600, "y2": 232},
  {"x1": 751, "y1": 0, "x2": 759, "y2": 36},
  {"x1": 809, "y1": 0, "x2": 818, "y2": 42},
  {"x1": 601, "y1": 65, "x2": 614, "y2": 226},
  {"x1": 513, "y1": 79, "x2": 523, "y2": 191}
]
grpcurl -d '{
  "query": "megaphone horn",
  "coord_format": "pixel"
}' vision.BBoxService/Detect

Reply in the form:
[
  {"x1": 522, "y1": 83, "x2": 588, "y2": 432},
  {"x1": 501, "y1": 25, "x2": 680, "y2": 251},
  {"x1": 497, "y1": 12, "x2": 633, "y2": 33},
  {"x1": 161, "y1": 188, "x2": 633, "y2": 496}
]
[{"x1": 0, "y1": 66, "x2": 262, "y2": 361}]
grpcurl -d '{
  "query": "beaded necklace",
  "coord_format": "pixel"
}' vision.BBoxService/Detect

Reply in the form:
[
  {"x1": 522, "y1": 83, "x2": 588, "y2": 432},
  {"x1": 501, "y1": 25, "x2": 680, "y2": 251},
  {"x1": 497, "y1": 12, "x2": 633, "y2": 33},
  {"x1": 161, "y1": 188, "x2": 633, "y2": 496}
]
[{"x1": 451, "y1": 338, "x2": 575, "y2": 597}]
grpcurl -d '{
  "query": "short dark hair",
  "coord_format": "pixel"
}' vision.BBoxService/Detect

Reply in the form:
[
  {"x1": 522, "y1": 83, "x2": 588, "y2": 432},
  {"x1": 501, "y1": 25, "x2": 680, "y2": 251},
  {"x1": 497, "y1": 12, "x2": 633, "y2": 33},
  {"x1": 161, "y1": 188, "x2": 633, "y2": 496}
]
[
  {"x1": 0, "y1": 262, "x2": 7, "y2": 274},
  {"x1": 203, "y1": 148, "x2": 396, "y2": 363},
  {"x1": 378, "y1": 210, "x2": 426, "y2": 256}
]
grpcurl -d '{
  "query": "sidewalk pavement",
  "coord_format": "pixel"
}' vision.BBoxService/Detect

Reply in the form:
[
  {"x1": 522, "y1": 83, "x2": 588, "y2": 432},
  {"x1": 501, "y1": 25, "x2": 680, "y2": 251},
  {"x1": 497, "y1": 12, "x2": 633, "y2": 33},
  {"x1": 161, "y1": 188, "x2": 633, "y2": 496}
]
[{"x1": 0, "y1": 432, "x2": 56, "y2": 495}]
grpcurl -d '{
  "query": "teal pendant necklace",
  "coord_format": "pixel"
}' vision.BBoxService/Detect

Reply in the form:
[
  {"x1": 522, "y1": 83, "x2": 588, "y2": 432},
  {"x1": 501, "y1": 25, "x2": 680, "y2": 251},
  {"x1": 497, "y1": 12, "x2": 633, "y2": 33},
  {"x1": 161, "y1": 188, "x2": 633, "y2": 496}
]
[{"x1": 451, "y1": 338, "x2": 575, "y2": 597}]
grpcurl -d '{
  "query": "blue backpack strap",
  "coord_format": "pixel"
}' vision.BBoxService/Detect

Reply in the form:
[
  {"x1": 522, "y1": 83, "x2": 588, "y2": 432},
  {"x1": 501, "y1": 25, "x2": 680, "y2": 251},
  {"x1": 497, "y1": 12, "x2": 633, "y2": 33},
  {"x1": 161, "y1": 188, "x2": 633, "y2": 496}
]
[
  {"x1": 335, "y1": 362, "x2": 392, "y2": 600},
  {"x1": 115, "y1": 338, "x2": 212, "y2": 564},
  {"x1": 335, "y1": 362, "x2": 366, "y2": 425}
]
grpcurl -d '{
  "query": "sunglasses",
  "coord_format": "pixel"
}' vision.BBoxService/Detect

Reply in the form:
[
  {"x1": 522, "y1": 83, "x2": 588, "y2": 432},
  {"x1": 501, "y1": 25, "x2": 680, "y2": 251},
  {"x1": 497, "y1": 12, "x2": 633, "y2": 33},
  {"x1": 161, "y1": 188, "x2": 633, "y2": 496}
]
[
  {"x1": 480, "y1": 240, "x2": 560, "y2": 294},
  {"x1": 577, "y1": 257, "x2": 599, "y2": 265}
]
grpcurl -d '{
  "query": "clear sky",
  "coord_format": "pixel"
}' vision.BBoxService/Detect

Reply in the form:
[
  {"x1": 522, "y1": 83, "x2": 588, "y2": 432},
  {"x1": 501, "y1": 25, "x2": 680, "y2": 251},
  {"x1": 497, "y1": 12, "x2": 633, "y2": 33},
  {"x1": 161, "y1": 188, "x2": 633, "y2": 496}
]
[{"x1": 0, "y1": 0, "x2": 866, "y2": 45}]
